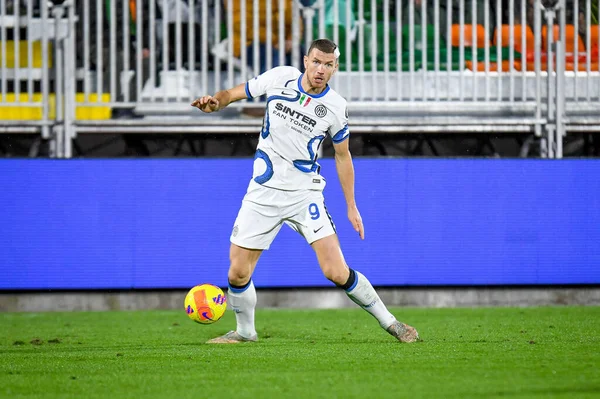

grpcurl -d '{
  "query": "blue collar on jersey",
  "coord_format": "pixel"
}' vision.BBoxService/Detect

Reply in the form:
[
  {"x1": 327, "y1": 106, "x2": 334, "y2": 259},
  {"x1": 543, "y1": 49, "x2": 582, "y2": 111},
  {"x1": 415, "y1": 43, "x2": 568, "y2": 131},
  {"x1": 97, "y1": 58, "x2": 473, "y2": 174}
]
[{"x1": 297, "y1": 73, "x2": 330, "y2": 98}]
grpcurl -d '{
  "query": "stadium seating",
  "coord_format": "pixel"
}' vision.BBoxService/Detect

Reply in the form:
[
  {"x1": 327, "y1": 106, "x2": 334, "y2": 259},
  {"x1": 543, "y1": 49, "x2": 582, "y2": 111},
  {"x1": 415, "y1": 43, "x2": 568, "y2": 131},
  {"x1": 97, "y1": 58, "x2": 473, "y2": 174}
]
[
  {"x1": 0, "y1": 93, "x2": 111, "y2": 120},
  {"x1": 0, "y1": 41, "x2": 111, "y2": 120},
  {"x1": 542, "y1": 24, "x2": 585, "y2": 53},
  {"x1": 2, "y1": 0, "x2": 600, "y2": 161},
  {"x1": 0, "y1": 40, "x2": 52, "y2": 68},
  {"x1": 324, "y1": 21, "x2": 541, "y2": 73},
  {"x1": 592, "y1": 25, "x2": 599, "y2": 49},
  {"x1": 466, "y1": 59, "x2": 522, "y2": 72},
  {"x1": 449, "y1": 23, "x2": 488, "y2": 48},
  {"x1": 518, "y1": 24, "x2": 600, "y2": 71},
  {"x1": 524, "y1": 56, "x2": 599, "y2": 72},
  {"x1": 493, "y1": 24, "x2": 535, "y2": 53},
  {"x1": 397, "y1": 24, "x2": 468, "y2": 71},
  {"x1": 0, "y1": 27, "x2": 111, "y2": 121},
  {"x1": 338, "y1": 19, "x2": 580, "y2": 73}
]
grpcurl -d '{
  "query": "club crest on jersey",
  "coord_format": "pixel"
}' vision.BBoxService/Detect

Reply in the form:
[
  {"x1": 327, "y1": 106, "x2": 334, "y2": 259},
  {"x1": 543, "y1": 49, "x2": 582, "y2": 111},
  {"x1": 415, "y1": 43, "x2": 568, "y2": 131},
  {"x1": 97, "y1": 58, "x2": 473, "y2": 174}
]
[
  {"x1": 299, "y1": 94, "x2": 312, "y2": 107},
  {"x1": 315, "y1": 105, "x2": 327, "y2": 118}
]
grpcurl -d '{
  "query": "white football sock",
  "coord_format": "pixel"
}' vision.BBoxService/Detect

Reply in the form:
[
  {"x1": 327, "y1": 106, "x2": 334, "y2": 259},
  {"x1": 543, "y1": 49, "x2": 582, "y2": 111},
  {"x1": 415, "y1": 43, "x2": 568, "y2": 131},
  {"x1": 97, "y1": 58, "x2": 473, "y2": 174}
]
[
  {"x1": 227, "y1": 280, "x2": 257, "y2": 338},
  {"x1": 345, "y1": 270, "x2": 397, "y2": 329}
]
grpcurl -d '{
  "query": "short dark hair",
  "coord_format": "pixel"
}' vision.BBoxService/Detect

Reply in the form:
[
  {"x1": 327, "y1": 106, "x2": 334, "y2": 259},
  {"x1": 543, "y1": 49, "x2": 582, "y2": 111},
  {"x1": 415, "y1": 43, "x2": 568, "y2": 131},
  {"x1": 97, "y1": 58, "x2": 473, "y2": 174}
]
[{"x1": 306, "y1": 39, "x2": 338, "y2": 58}]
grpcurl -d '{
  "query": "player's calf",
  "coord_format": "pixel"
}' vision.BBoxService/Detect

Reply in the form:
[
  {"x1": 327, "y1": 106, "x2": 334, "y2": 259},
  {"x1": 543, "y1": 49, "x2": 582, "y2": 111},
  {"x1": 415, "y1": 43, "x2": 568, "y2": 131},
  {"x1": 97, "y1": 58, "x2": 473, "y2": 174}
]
[{"x1": 339, "y1": 268, "x2": 420, "y2": 341}]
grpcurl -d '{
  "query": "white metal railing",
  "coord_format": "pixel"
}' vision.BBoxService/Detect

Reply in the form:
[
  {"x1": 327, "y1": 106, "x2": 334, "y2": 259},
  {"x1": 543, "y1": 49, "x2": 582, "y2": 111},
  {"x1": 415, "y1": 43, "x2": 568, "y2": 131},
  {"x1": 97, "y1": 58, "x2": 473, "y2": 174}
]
[
  {"x1": 65, "y1": 0, "x2": 600, "y2": 105},
  {"x1": 1, "y1": 0, "x2": 600, "y2": 158}
]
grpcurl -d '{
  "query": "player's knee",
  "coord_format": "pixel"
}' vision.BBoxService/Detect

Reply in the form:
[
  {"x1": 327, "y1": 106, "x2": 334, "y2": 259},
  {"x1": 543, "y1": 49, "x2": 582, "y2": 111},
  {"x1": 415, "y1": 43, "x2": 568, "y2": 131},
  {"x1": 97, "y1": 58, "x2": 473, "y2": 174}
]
[
  {"x1": 321, "y1": 265, "x2": 348, "y2": 286},
  {"x1": 227, "y1": 266, "x2": 251, "y2": 286},
  {"x1": 228, "y1": 248, "x2": 256, "y2": 285}
]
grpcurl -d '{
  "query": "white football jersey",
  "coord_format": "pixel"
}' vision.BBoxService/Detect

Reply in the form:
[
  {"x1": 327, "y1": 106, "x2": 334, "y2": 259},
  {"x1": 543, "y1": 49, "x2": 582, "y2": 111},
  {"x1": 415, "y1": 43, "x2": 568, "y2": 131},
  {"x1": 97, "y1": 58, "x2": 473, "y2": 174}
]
[{"x1": 244, "y1": 66, "x2": 349, "y2": 191}]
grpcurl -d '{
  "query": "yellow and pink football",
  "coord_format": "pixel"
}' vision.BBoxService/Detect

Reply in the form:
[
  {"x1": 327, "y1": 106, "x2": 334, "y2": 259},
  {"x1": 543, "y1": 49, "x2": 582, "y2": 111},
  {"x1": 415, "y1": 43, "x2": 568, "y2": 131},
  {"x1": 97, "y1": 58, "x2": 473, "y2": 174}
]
[{"x1": 184, "y1": 284, "x2": 227, "y2": 324}]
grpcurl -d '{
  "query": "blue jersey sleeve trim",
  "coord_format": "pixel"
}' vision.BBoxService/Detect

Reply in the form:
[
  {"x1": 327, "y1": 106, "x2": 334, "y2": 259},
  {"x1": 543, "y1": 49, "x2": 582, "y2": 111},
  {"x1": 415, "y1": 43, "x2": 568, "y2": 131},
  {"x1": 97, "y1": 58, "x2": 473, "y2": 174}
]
[
  {"x1": 332, "y1": 125, "x2": 349, "y2": 144},
  {"x1": 245, "y1": 82, "x2": 252, "y2": 99}
]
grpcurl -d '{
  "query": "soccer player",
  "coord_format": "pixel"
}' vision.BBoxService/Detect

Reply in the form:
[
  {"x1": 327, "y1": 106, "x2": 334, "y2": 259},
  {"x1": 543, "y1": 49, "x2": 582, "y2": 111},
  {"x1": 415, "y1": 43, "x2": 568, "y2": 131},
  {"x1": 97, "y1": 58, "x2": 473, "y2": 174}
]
[{"x1": 191, "y1": 39, "x2": 419, "y2": 344}]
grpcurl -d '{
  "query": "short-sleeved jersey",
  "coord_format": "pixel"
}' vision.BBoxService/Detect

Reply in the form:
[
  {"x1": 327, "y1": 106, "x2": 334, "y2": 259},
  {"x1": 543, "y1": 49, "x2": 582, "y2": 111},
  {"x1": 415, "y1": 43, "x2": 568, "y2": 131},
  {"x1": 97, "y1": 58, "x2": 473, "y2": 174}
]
[{"x1": 244, "y1": 66, "x2": 349, "y2": 191}]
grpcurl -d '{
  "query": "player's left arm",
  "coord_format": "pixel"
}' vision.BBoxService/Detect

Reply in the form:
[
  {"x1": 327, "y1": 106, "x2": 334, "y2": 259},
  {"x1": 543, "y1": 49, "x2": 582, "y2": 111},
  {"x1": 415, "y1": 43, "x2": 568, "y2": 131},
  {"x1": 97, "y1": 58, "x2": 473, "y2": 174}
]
[{"x1": 333, "y1": 139, "x2": 365, "y2": 240}]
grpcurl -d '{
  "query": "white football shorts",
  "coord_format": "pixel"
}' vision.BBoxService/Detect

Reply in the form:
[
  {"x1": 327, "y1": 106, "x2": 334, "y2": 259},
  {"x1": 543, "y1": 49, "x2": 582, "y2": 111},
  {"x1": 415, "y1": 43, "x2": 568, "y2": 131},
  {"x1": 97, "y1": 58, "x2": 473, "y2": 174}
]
[{"x1": 230, "y1": 181, "x2": 337, "y2": 250}]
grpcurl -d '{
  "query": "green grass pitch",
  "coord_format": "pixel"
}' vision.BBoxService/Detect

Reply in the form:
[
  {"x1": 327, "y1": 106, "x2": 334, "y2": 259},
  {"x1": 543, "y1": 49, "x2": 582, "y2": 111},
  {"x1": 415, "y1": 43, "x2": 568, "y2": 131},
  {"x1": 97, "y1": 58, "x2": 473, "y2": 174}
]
[{"x1": 2, "y1": 306, "x2": 599, "y2": 398}]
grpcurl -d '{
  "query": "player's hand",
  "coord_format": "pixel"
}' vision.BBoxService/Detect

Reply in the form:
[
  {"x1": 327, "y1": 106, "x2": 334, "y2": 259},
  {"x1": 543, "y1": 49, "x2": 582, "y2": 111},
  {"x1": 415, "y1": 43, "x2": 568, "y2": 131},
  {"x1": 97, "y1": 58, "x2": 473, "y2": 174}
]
[
  {"x1": 191, "y1": 96, "x2": 220, "y2": 113},
  {"x1": 348, "y1": 205, "x2": 364, "y2": 240}
]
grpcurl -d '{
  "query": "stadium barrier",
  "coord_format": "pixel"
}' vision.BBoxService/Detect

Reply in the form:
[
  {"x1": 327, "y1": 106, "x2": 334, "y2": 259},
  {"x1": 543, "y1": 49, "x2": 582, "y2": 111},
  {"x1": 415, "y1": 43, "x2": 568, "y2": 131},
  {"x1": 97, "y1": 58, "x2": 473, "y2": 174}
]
[
  {"x1": 1, "y1": 158, "x2": 599, "y2": 289},
  {"x1": 0, "y1": 0, "x2": 599, "y2": 157}
]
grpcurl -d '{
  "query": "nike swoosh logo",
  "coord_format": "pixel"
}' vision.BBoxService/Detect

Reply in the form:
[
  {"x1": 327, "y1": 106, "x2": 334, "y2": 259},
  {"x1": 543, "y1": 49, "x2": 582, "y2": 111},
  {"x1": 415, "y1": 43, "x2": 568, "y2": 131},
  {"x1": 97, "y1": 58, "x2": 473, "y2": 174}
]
[
  {"x1": 281, "y1": 90, "x2": 296, "y2": 96},
  {"x1": 313, "y1": 226, "x2": 324, "y2": 234}
]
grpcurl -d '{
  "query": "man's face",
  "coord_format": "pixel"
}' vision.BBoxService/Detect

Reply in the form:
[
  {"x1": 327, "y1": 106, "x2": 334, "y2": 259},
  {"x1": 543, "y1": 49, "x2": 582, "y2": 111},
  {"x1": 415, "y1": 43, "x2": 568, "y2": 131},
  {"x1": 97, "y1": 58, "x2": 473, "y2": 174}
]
[{"x1": 303, "y1": 48, "x2": 337, "y2": 90}]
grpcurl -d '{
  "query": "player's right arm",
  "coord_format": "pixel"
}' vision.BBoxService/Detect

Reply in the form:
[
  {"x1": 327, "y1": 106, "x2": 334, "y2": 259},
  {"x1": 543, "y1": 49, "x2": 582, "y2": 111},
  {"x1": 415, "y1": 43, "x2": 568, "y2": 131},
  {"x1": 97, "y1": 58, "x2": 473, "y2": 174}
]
[
  {"x1": 191, "y1": 83, "x2": 247, "y2": 113},
  {"x1": 193, "y1": 67, "x2": 294, "y2": 112}
]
